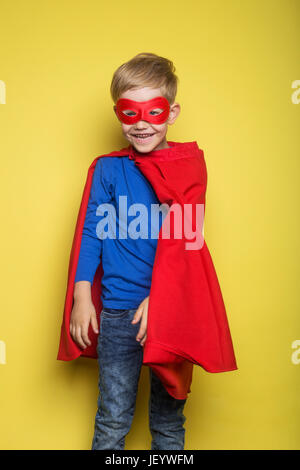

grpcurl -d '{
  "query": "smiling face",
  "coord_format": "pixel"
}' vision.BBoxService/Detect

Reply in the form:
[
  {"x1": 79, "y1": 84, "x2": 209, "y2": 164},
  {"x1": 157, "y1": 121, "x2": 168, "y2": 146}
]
[{"x1": 113, "y1": 87, "x2": 180, "y2": 153}]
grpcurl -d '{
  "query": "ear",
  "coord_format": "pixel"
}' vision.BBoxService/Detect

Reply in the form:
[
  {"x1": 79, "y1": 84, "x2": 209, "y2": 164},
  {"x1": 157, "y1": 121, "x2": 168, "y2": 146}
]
[{"x1": 167, "y1": 102, "x2": 181, "y2": 125}]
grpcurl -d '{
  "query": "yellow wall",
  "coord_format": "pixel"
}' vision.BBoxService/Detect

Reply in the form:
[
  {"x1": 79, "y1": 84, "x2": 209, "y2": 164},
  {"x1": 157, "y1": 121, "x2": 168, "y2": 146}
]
[{"x1": 0, "y1": 0, "x2": 299, "y2": 450}]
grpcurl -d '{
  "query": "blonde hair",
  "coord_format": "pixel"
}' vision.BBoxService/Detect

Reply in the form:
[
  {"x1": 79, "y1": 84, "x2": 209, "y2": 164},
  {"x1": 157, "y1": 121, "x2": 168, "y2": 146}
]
[{"x1": 110, "y1": 52, "x2": 178, "y2": 105}]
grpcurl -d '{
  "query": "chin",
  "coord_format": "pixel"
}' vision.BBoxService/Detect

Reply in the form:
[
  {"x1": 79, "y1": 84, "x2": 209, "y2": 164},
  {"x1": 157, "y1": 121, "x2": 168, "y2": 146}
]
[
  {"x1": 133, "y1": 143, "x2": 156, "y2": 153},
  {"x1": 130, "y1": 137, "x2": 166, "y2": 153}
]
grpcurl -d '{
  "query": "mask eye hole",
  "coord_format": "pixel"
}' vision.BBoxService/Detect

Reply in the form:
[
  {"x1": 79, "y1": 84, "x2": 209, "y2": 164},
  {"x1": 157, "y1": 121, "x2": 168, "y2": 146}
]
[
  {"x1": 149, "y1": 108, "x2": 163, "y2": 115},
  {"x1": 122, "y1": 110, "x2": 137, "y2": 116}
]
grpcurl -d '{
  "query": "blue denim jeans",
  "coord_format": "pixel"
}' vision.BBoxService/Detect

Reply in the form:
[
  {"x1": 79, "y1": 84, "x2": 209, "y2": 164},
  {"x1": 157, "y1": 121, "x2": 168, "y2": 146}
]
[{"x1": 91, "y1": 307, "x2": 187, "y2": 450}]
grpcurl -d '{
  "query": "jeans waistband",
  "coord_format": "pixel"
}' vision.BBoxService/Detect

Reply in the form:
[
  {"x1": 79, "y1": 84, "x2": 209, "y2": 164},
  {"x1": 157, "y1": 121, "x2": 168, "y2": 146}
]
[{"x1": 103, "y1": 308, "x2": 133, "y2": 313}]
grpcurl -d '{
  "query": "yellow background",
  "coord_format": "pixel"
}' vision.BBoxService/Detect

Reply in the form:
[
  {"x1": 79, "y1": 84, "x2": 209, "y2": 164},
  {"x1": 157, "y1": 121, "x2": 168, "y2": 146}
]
[{"x1": 0, "y1": 0, "x2": 299, "y2": 450}]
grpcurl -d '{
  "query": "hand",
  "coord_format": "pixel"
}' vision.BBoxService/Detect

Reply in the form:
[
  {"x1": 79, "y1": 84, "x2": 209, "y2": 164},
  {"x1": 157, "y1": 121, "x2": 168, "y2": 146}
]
[
  {"x1": 131, "y1": 296, "x2": 149, "y2": 347},
  {"x1": 70, "y1": 299, "x2": 99, "y2": 349}
]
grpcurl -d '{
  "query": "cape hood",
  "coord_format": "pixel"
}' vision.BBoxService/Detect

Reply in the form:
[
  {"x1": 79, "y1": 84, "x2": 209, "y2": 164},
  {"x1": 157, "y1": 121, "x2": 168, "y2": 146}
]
[{"x1": 57, "y1": 141, "x2": 238, "y2": 399}]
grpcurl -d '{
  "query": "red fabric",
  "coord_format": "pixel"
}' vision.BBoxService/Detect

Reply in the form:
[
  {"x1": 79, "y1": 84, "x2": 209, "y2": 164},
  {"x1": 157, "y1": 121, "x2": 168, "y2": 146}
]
[
  {"x1": 57, "y1": 141, "x2": 238, "y2": 399},
  {"x1": 115, "y1": 96, "x2": 170, "y2": 124}
]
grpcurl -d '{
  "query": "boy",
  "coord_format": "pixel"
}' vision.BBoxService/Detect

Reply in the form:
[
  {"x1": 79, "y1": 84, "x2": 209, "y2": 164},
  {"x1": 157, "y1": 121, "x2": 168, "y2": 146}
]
[
  {"x1": 57, "y1": 52, "x2": 237, "y2": 450},
  {"x1": 72, "y1": 53, "x2": 187, "y2": 450}
]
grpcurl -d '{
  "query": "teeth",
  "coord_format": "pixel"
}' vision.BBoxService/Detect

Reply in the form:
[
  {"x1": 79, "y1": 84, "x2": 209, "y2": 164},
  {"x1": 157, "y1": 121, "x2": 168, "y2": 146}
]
[{"x1": 133, "y1": 134, "x2": 154, "y2": 137}]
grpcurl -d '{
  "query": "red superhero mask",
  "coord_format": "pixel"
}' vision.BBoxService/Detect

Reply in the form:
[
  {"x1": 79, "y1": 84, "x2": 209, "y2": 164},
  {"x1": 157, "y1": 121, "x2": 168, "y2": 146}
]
[{"x1": 115, "y1": 96, "x2": 170, "y2": 125}]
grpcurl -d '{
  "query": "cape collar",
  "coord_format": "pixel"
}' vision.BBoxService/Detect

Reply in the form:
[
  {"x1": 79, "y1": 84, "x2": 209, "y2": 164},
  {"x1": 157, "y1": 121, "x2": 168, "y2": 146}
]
[{"x1": 127, "y1": 140, "x2": 201, "y2": 162}]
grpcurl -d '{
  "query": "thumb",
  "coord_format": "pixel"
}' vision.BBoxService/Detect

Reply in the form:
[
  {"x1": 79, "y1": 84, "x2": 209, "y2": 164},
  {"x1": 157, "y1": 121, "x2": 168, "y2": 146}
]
[{"x1": 90, "y1": 311, "x2": 99, "y2": 334}]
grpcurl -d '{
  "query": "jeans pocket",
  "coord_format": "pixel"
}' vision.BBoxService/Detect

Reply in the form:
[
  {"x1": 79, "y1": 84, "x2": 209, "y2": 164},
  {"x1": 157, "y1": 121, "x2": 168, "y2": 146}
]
[{"x1": 101, "y1": 308, "x2": 132, "y2": 319}]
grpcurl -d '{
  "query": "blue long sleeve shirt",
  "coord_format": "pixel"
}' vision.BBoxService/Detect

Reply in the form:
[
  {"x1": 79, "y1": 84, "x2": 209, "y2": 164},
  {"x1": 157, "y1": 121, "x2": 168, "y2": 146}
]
[{"x1": 74, "y1": 155, "x2": 165, "y2": 309}]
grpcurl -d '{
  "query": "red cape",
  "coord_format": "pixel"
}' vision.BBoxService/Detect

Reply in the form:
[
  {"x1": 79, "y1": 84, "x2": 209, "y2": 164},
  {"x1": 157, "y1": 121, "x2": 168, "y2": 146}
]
[{"x1": 57, "y1": 141, "x2": 238, "y2": 399}]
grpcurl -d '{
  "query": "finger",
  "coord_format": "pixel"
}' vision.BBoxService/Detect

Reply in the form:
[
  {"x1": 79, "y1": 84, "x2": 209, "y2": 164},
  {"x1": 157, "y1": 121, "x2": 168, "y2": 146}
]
[
  {"x1": 136, "y1": 316, "x2": 148, "y2": 341},
  {"x1": 91, "y1": 313, "x2": 99, "y2": 334},
  {"x1": 81, "y1": 326, "x2": 91, "y2": 347},
  {"x1": 136, "y1": 324, "x2": 145, "y2": 341},
  {"x1": 131, "y1": 307, "x2": 143, "y2": 324},
  {"x1": 75, "y1": 326, "x2": 87, "y2": 349},
  {"x1": 70, "y1": 324, "x2": 76, "y2": 340},
  {"x1": 140, "y1": 334, "x2": 147, "y2": 346}
]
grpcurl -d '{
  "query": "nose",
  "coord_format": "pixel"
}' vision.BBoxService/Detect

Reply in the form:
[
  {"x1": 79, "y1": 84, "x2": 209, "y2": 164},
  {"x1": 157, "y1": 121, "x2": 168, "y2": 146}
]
[{"x1": 134, "y1": 120, "x2": 150, "y2": 129}]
